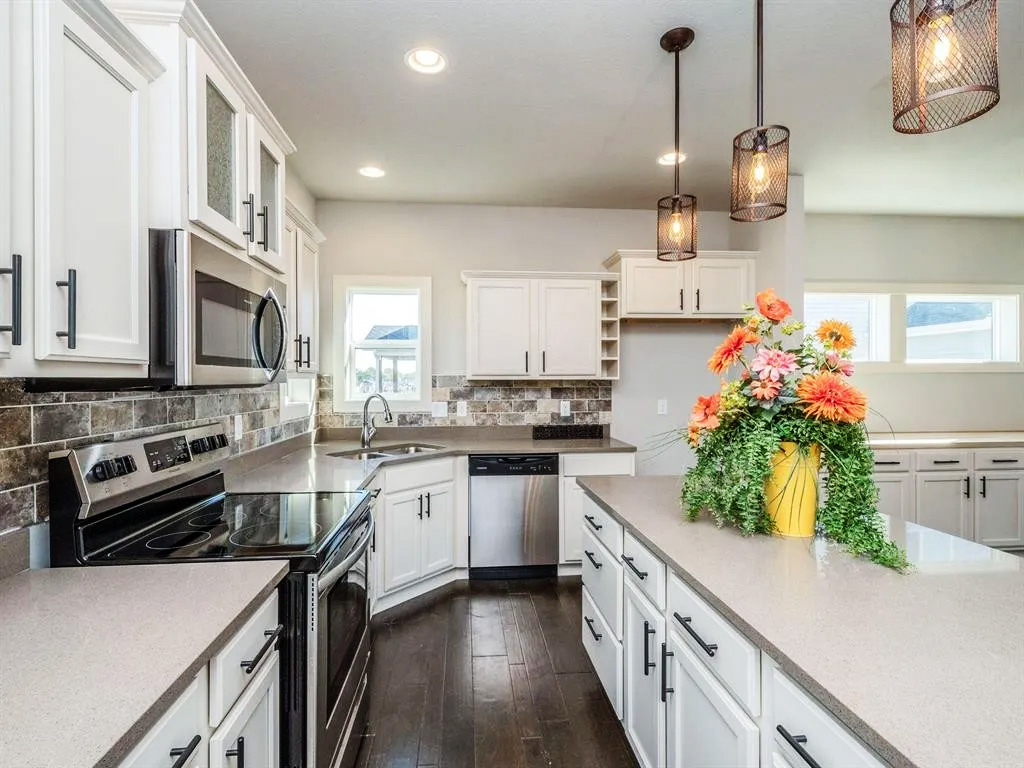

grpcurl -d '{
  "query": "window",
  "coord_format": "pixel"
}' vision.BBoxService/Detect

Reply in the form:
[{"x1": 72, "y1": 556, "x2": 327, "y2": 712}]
[
  {"x1": 334, "y1": 276, "x2": 432, "y2": 410},
  {"x1": 804, "y1": 292, "x2": 891, "y2": 362},
  {"x1": 905, "y1": 294, "x2": 1019, "y2": 363}
]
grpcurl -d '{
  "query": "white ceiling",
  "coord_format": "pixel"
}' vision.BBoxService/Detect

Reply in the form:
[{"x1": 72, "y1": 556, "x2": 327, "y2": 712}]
[{"x1": 196, "y1": 0, "x2": 1024, "y2": 217}]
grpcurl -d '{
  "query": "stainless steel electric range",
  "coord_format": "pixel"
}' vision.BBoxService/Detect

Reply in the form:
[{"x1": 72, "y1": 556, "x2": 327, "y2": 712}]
[{"x1": 47, "y1": 422, "x2": 374, "y2": 768}]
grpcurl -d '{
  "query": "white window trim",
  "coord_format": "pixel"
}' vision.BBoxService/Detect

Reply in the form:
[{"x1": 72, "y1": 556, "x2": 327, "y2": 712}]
[
  {"x1": 332, "y1": 274, "x2": 433, "y2": 412},
  {"x1": 805, "y1": 281, "x2": 1024, "y2": 374}
]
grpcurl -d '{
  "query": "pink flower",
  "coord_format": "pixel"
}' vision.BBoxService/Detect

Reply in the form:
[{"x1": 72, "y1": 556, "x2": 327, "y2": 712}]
[
  {"x1": 825, "y1": 351, "x2": 855, "y2": 377},
  {"x1": 750, "y1": 378, "x2": 782, "y2": 401},
  {"x1": 750, "y1": 348, "x2": 799, "y2": 382}
]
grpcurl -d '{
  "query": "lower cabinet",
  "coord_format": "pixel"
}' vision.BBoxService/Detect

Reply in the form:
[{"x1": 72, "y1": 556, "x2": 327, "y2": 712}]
[
  {"x1": 915, "y1": 472, "x2": 973, "y2": 539},
  {"x1": 974, "y1": 471, "x2": 1024, "y2": 548},
  {"x1": 623, "y1": 579, "x2": 666, "y2": 768},
  {"x1": 560, "y1": 453, "x2": 636, "y2": 564},
  {"x1": 209, "y1": 653, "x2": 280, "y2": 768},
  {"x1": 382, "y1": 480, "x2": 455, "y2": 593},
  {"x1": 873, "y1": 472, "x2": 914, "y2": 521},
  {"x1": 120, "y1": 671, "x2": 210, "y2": 768}
]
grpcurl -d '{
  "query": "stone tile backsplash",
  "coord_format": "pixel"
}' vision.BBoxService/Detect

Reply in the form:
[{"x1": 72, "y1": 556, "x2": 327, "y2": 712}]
[
  {"x1": 317, "y1": 375, "x2": 612, "y2": 429},
  {"x1": 0, "y1": 380, "x2": 312, "y2": 535}
]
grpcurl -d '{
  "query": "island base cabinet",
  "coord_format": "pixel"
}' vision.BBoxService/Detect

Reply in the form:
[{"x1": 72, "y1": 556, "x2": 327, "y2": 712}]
[
  {"x1": 209, "y1": 652, "x2": 279, "y2": 768},
  {"x1": 666, "y1": 633, "x2": 759, "y2": 768},
  {"x1": 581, "y1": 586, "x2": 622, "y2": 718},
  {"x1": 120, "y1": 670, "x2": 210, "y2": 768},
  {"x1": 974, "y1": 472, "x2": 1024, "y2": 548},
  {"x1": 623, "y1": 580, "x2": 665, "y2": 768}
]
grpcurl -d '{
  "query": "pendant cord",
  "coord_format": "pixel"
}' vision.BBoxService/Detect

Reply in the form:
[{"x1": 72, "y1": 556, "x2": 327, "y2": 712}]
[
  {"x1": 673, "y1": 49, "x2": 680, "y2": 197},
  {"x1": 756, "y1": 0, "x2": 764, "y2": 127}
]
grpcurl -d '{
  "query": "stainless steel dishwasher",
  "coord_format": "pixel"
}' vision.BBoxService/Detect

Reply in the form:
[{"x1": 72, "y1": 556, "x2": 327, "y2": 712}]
[{"x1": 468, "y1": 454, "x2": 560, "y2": 578}]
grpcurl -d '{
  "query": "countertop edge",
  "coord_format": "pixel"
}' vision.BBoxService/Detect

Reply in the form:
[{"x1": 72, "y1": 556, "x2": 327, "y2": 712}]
[
  {"x1": 576, "y1": 479, "x2": 912, "y2": 768},
  {"x1": 93, "y1": 562, "x2": 290, "y2": 768}
]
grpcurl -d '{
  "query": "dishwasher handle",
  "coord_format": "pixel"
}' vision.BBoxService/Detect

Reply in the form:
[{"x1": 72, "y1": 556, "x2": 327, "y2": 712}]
[{"x1": 468, "y1": 454, "x2": 559, "y2": 476}]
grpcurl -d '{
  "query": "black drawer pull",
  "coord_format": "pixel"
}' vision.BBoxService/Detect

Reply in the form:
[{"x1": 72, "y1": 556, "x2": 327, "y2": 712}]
[
  {"x1": 674, "y1": 612, "x2": 718, "y2": 657},
  {"x1": 621, "y1": 554, "x2": 648, "y2": 580},
  {"x1": 660, "y1": 642, "x2": 674, "y2": 702},
  {"x1": 777, "y1": 725, "x2": 822, "y2": 768},
  {"x1": 225, "y1": 736, "x2": 245, "y2": 768},
  {"x1": 584, "y1": 615, "x2": 602, "y2": 642},
  {"x1": 425, "y1": 491, "x2": 432, "y2": 518},
  {"x1": 169, "y1": 734, "x2": 202, "y2": 768},
  {"x1": 0, "y1": 254, "x2": 22, "y2": 345},
  {"x1": 584, "y1": 550, "x2": 602, "y2": 569},
  {"x1": 583, "y1": 514, "x2": 603, "y2": 531},
  {"x1": 932, "y1": 459, "x2": 960, "y2": 465},
  {"x1": 55, "y1": 268, "x2": 77, "y2": 349},
  {"x1": 992, "y1": 458, "x2": 1020, "y2": 464},
  {"x1": 418, "y1": 494, "x2": 424, "y2": 520},
  {"x1": 240, "y1": 624, "x2": 283, "y2": 674},
  {"x1": 643, "y1": 620, "x2": 656, "y2": 675},
  {"x1": 980, "y1": 475, "x2": 987, "y2": 498},
  {"x1": 874, "y1": 460, "x2": 901, "y2": 466}
]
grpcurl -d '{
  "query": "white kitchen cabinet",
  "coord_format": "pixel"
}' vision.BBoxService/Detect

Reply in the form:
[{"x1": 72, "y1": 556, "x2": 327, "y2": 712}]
[
  {"x1": 466, "y1": 277, "x2": 532, "y2": 377},
  {"x1": 284, "y1": 202, "x2": 324, "y2": 375},
  {"x1": 582, "y1": 585, "x2": 623, "y2": 718},
  {"x1": 32, "y1": 0, "x2": 155, "y2": 364},
  {"x1": 561, "y1": 453, "x2": 635, "y2": 564},
  {"x1": 623, "y1": 579, "x2": 666, "y2": 768},
  {"x1": 561, "y1": 477, "x2": 586, "y2": 563},
  {"x1": 690, "y1": 259, "x2": 754, "y2": 317},
  {"x1": 915, "y1": 472, "x2": 973, "y2": 539},
  {"x1": 120, "y1": 670, "x2": 210, "y2": 768},
  {"x1": 536, "y1": 279, "x2": 600, "y2": 376},
  {"x1": 975, "y1": 471, "x2": 1024, "y2": 548},
  {"x1": 622, "y1": 258, "x2": 687, "y2": 316},
  {"x1": 873, "y1": 473, "x2": 915, "y2": 521},
  {"x1": 666, "y1": 633, "x2": 759, "y2": 768},
  {"x1": 420, "y1": 482, "x2": 455, "y2": 577},
  {"x1": 247, "y1": 115, "x2": 287, "y2": 272},
  {"x1": 382, "y1": 488, "x2": 424, "y2": 592},
  {"x1": 209, "y1": 652, "x2": 279, "y2": 768},
  {"x1": 0, "y1": 0, "x2": 12, "y2": 361}
]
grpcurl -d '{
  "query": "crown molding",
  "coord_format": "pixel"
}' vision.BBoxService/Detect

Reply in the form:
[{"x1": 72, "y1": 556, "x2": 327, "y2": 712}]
[
  {"x1": 286, "y1": 198, "x2": 325, "y2": 244},
  {"x1": 66, "y1": 0, "x2": 166, "y2": 81}
]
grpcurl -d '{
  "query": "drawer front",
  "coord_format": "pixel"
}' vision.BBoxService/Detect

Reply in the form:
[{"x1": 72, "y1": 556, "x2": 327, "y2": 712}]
[
  {"x1": 383, "y1": 457, "x2": 455, "y2": 494},
  {"x1": 209, "y1": 653, "x2": 279, "y2": 768},
  {"x1": 622, "y1": 530, "x2": 666, "y2": 609},
  {"x1": 667, "y1": 573, "x2": 760, "y2": 717},
  {"x1": 562, "y1": 452, "x2": 636, "y2": 477},
  {"x1": 120, "y1": 669, "x2": 209, "y2": 768},
  {"x1": 582, "y1": 585, "x2": 623, "y2": 719},
  {"x1": 915, "y1": 450, "x2": 973, "y2": 472},
  {"x1": 582, "y1": 526, "x2": 623, "y2": 639},
  {"x1": 871, "y1": 450, "x2": 912, "y2": 473},
  {"x1": 581, "y1": 493, "x2": 623, "y2": 559},
  {"x1": 770, "y1": 668, "x2": 885, "y2": 768},
  {"x1": 974, "y1": 448, "x2": 1024, "y2": 471},
  {"x1": 210, "y1": 592, "x2": 280, "y2": 727}
]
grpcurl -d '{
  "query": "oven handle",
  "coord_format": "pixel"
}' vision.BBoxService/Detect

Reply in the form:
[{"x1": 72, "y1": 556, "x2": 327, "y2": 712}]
[
  {"x1": 317, "y1": 514, "x2": 374, "y2": 596},
  {"x1": 252, "y1": 287, "x2": 288, "y2": 382}
]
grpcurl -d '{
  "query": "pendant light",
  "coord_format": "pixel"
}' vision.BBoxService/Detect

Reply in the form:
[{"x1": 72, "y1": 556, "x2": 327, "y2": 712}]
[
  {"x1": 890, "y1": 0, "x2": 999, "y2": 134},
  {"x1": 657, "y1": 27, "x2": 698, "y2": 262},
  {"x1": 730, "y1": 0, "x2": 789, "y2": 223}
]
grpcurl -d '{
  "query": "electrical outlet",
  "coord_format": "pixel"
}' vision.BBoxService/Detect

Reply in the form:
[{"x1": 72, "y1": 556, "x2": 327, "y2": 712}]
[
  {"x1": 431, "y1": 401, "x2": 448, "y2": 418},
  {"x1": 456, "y1": 401, "x2": 468, "y2": 417},
  {"x1": 234, "y1": 414, "x2": 243, "y2": 441},
  {"x1": 657, "y1": 399, "x2": 668, "y2": 415},
  {"x1": 560, "y1": 399, "x2": 571, "y2": 417}
]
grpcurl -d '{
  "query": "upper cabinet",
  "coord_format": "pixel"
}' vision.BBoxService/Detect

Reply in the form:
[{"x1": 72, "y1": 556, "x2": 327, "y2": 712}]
[
  {"x1": 606, "y1": 250, "x2": 756, "y2": 320},
  {"x1": 247, "y1": 116, "x2": 286, "y2": 272},
  {"x1": 284, "y1": 200, "x2": 324, "y2": 375},
  {"x1": 0, "y1": 0, "x2": 14, "y2": 362}
]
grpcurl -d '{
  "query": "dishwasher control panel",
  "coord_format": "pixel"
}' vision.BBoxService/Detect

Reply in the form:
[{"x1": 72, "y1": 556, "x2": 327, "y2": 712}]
[{"x1": 468, "y1": 455, "x2": 559, "y2": 475}]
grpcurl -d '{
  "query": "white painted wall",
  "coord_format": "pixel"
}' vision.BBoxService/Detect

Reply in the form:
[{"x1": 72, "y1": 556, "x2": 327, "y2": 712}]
[
  {"x1": 285, "y1": 165, "x2": 317, "y2": 223},
  {"x1": 806, "y1": 214, "x2": 1024, "y2": 432}
]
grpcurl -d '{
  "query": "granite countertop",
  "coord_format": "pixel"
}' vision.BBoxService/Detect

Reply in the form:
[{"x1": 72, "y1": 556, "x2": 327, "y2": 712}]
[
  {"x1": 868, "y1": 431, "x2": 1024, "y2": 449},
  {"x1": 577, "y1": 476, "x2": 1024, "y2": 768},
  {"x1": 228, "y1": 434, "x2": 636, "y2": 494},
  {"x1": 0, "y1": 561, "x2": 289, "y2": 768}
]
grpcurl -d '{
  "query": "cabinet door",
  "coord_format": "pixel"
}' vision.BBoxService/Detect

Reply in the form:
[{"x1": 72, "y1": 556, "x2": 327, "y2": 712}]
[
  {"x1": 187, "y1": 39, "x2": 248, "y2": 249},
  {"x1": 209, "y1": 653, "x2": 279, "y2": 768},
  {"x1": 975, "y1": 472, "x2": 1024, "y2": 548},
  {"x1": 295, "y1": 232, "x2": 319, "y2": 373},
  {"x1": 623, "y1": 580, "x2": 666, "y2": 768},
  {"x1": 383, "y1": 489, "x2": 423, "y2": 592},
  {"x1": 666, "y1": 633, "x2": 758, "y2": 768},
  {"x1": 873, "y1": 473, "x2": 914, "y2": 521},
  {"x1": 0, "y1": 0, "x2": 11, "y2": 361},
  {"x1": 561, "y1": 476, "x2": 584, "y2": 563},
  {"x1": 247, "y1": 115, "x2": 287, "y2": 273},
  {"x1": 622, "y1": 259, "x2": 686, "y2": 316},
  {"x1": 537, "y1": 279, "x2": 600, "y2": 376},
  {"x1": 467, "y1": 278, "x2": 532, "y2": 377},
  {"x1": 421, "y1": 482, "x2": 455, "y2": 577},
  {"x1": 690, "y1": 259, "x2": 751, "y2": 317},
  {"x1": 120, "y1": 671, "x2": 210, "y2": 768},
  {"x1": 915, "y1": 472, "x2": 973, "y2": 539},
  {"x1": 33, "y1": 1, "x2": 150, "y2": 364}
]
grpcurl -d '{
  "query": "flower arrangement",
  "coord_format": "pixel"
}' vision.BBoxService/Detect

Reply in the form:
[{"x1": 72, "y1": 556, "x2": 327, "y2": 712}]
[{"x1": 682, "y1": 290, "x2": 908, "y2": 570}]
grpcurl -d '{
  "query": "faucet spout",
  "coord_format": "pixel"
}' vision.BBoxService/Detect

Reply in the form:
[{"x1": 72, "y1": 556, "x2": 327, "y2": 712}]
[{"x1": 361, "y1": 394, "x2": 394, "y2": 449}]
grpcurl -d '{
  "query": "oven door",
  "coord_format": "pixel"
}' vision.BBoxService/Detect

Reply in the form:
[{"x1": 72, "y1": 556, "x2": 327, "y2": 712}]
[
  {"x1": 183, "y1": 240, "x2": 288, "y2": 387},
  {"x1": 313, "y1": 514, "x2": 373, "y2": 768}
]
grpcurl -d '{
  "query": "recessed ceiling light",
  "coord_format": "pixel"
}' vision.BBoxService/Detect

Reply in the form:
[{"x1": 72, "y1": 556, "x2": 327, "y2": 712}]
[
  {"x1": 358, "y1": 166, "x2": 386, "y2": 178},
  {"x1": 657, "y1": 151, "x2": 687, "y2": 166},
  {"x1": 405, "y1": 47, "x2": 447, "y2": 74}
]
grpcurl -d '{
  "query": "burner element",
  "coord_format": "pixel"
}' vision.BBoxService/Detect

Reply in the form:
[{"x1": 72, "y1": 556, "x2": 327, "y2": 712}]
[
  {"x1": 145, "y1": 530, "x2": 212, "y2": 551},
  {"x1": 229, "y1": 523, "x2": 323, "y2": 549},
  {"x1": 187, "y1": 511, "x2": 226, "y2": 528}
]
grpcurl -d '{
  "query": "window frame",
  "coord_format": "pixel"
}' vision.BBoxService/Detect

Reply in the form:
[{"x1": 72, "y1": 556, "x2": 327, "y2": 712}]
[
  {"x1": 805, "y1": 282, "x2": 1024, "y2": 373},
  {"x1": 333, "y1": 275, "x2": 433, "y2": 412}
]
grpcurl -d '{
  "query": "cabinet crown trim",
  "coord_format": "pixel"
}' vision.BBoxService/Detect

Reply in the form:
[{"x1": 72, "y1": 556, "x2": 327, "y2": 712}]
[
  {"x1": 603, "y1": 249, "x2": 759, "y2": 269},
  {"x1": 285, "y1": 198, "x2": 326, "y2": 243},
  {"x1": 65, "y1": 0, "x2": 167, "y2": 81},
  {"x1": 461, "y1": 270, "x2": 617, "y2": 284}
]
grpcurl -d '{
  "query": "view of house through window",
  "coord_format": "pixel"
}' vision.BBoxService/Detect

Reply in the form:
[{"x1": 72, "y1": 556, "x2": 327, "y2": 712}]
[
  {"x1": 804, "y1": 292, "x2": 891, "y2": 362},
  {"x1": 906, "y1": 294, "x2": 1020, "y2": 363}
]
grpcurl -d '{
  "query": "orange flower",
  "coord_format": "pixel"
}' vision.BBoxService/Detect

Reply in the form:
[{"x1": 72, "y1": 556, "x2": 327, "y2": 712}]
[
  {"x1": 815, "y1": 319, "x2": 856, "y2": 352},
  {"x1": 755, "y1": 289, "x2": 792, "y2": 323},
  {"x1": 708, "y1": 326, "x2": 760, "y2": 375},
  {"x1": 797, "y1": 373, "x2": 867, "y2": 424},
  {"x1": 690, "y1": 393, "x2": 721, "y2": 431},
  {"x1": 687, "y1": 423, "x2": 701, "y2": 446}
]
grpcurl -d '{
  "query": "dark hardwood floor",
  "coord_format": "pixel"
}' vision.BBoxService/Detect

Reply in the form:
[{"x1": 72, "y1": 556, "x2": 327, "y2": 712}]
[{"x1": 356, "y1": 578, "x2": 639, "y2": 768}]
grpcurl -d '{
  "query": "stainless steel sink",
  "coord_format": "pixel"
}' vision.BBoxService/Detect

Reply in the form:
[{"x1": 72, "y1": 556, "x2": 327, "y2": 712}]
[
  {"x1": 327, "y1": 450, "x2": 391, "y2": 461},
  {"x1": 378, "y1": 443, "x2": 443, "y2": 456}
]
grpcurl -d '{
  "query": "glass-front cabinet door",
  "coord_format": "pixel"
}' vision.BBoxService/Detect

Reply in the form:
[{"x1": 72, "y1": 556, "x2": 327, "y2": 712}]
[
  {"x1": 247, "y1": 115, "x2": 287, "y2": 273},
  {"x1": 187, "y1": 39, "x2": 249, "y2": 250}
]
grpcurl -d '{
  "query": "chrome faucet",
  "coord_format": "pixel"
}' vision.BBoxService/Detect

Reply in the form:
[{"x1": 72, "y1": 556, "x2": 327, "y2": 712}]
[{"x1": 360, "y1": 393, "x2": 394, "y2": 448}]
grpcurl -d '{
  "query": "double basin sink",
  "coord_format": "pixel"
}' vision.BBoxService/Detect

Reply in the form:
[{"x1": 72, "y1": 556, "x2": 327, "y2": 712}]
[{"x1": 328, "y1": 443, "x2": 443, "y2": 462}]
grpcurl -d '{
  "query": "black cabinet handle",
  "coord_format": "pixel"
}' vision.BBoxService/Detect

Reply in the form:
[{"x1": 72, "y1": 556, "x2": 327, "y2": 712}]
[
  {"x1": 242, "y1": 193, "x2": 255, "y2": 241},
  {"x1": 642, "y1": 620, "x2": 656, "y2": 676},
  {"x1": 584, "y1": 615, "x2": 602, "y2": 642},
  {"x1": 874, "y1": 460, "x2": 901, "y2": 466},
  {"x1": 980, "y1": 475, "x2": 987, "y2": 498},
  {"x1": 240, "y1": 624, "x2": 283, "y2": 674},
  {"x1": 55, "y1": 268, "x2": 77, "y2": 349},
  {"x1": 583, "y1": 514, "x2": 603, "y2": 531},
  {"x1": 294, "y1": 335, "x2": 304, "y2": 368},
  {"x1": 425, "y1": 491, "x2": 431, "y2": 518},
  {"x1": 776, "y1": 725, "x2": 822, "y2": 768},
  {"x1": 963, "y1": 476, "x2": 971, "y2": 499},
  {"x1": 303, "y1": 336, "x2": 311, "y2": 368},
  {"x1": 674, "y1": 612, "x2": 718, "y2": 657},
  {"x1": 225, "y1": 736, "x2": 245, "y2": 768},
  {"x1": 696, "y1": 288, "x2": 701, "y2": 311},
  {"x1": 418, "y1": 494, "x2": 423, "y2": 520},
  {"x1": 0, "y1": 254, "x2": 22, "y2": 345},
  {"x1": 933, "y1": 459, "x2": 961, "y2": 465},
  {"x1": 525, "y1": 350, "x2": 529, "y2": 373},
  {"x1": 679, "y1": 288, "x2": 684, "y2": 311},
  {"x1": 992, "y1": 458, "x2": 1020, "y2": 464},
  {"x1": 661, "y1": 642, "x2": 674, "y2": 702},
  {"x1": 169, "y1": 734, "x2": 202, "y2": 768},
  {"x1": 542, "y1": 350, "x2": 546, "y2": 373},
  {"x1": 621, "y1": 554, "x2": 648, "y2": 580},
  {"x1": 257, "y1": 204, "x2": 268, "y2": 250},
  {"x1": 584, "y1": 550, "x2": 602, "y2": 569}
]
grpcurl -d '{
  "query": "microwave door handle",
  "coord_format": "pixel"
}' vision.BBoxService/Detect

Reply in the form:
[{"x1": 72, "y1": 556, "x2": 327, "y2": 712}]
[
  {"x1": 252, "y1": 288, "x2": 288, "y2": 381},
  {"x1": 317, "y1": 515, "x2": 374, "y2": 596}
]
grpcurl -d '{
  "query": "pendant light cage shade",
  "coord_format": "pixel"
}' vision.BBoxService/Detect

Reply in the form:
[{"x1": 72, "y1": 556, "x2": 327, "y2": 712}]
[
  {"x1": 657, "y1": 194, "x2": 698, "y2": 261},
  {"x1": 890, "y1": 0, "x2": 999, "y2": 134},
  {"x1": 730, "y1": 125, "x2": 790, "y2": 222}
]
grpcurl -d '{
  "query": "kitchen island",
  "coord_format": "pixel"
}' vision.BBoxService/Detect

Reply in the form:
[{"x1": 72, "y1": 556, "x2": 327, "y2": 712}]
[{"x1": 577, "y1": 475, "x2": 1024, "y2": 768}]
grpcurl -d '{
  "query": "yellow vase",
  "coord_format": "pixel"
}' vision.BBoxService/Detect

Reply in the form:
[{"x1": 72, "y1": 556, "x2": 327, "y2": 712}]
[{"x1": 765, "y1": 442, "x2": 821, "y2": 538}]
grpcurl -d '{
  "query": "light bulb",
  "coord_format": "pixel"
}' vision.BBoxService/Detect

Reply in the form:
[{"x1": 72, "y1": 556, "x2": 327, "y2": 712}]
[
  {"x1": 749, "y1": 150, "x2": 771, "y2": 195},
  {"x1": 669, "y1": 212, "x2": 685, "y2": 244},
  {"x1": 919, "y1": 12, "x2": 963, "y2": 83}
]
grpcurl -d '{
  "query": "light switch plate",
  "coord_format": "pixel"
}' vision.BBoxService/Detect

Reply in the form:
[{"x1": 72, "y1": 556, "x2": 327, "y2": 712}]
[
  {"x1": 456, "y1": 401, "x2": 468, "y2": 417},
  {"x1": 431, "y1": 401, "x2": 449, "y2": 418},
  {"x1": 234, "y1": 414, "x2": 243, "y2": 441},
  {"x1": 560, "y1": 399, "x2": 571, "y2": 417},
  {"x1": 657, "y1": 399, "x2": 668, "y2": 415}
]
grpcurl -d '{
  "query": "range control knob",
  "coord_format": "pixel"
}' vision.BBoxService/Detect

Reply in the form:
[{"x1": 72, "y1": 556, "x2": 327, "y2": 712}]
[{"x1": 87, "y1": 455, "x2": 137, "y2": 482}]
